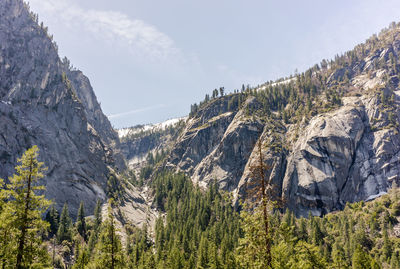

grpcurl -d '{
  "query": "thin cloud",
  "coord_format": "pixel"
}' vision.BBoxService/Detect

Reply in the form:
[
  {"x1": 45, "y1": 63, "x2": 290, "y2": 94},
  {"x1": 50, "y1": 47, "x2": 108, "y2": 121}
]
[
  {"x1": 27, "y1": 0, "x2": 181, "y2": 61},
  {"x1": 108, "y1": 104, "x2": 167, "y2": 119},
  {"x1": 216, "y1": 64, "x2": 265, "y2": 88}
]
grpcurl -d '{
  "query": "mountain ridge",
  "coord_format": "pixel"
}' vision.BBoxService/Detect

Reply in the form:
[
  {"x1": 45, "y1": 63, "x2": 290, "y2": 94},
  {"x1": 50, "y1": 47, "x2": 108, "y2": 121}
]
[
  {"x1": 1, "y1": 0, "x2": 400, "y2": 219},
  {"x1": 0, "y1": 0, "x2": 126, "y2": 217},
  {"x1": 122, "y1": 21, "x2": 400, "y2": 217}
]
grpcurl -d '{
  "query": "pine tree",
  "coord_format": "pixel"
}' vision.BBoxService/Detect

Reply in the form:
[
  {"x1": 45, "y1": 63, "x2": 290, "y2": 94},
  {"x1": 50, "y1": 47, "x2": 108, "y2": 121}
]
[
  {"x1": 197, "y1": 234, "x2": 209, "y2": 269},
  {"x1": 311, "y1": 218, "x2": 324, "y2": 246},
  {"x1": 76, "y1": 201, "x2": 87, "y2": 241},
  {"x1": 94, "y1": 200, "x2": 102, "y2": 230},
  {"x1": 219, "y1": 87, "x2": 225, "y2": 96},
  {"x1": 88, "y1": 200, "x2": 102, "y2": 253},
  {"x1": 382, "y1": 225, "x2": 392, "y2": 261},
  {"x1": 243, "y1": 138, "x2": 276, "y2": 267},
  {"x1": 207, "y1": 241, "x2": 220, "y2": 269},
  {"x1": 352, "y1": 246, "x2": 371, "y2": 269},
  {"x1": 57, "y1": 203, "x2": 72, "y2": 243},
  {"x1": 155, "y1": 217, "x2": 165, "y2": 261},
  {"x1": 332, "y1": 242, "x2": 347, "y2": 269},
  {"x1": 169, "y1": 244, "x2": 184, "y2": 269},
  {"x1": 236, "y1": 207, "x2": 270, "y2": 268},
  {"x1": 90, "y1": 203, "x2": 125, "y2": 268},
  {"x1": 73, "y1": 244, "x2": 89, "y2": 269},
  {"x1": 390, "y1": 252, "x2": 400, "y2": 269},
  {"x1": 0, "y1": 178, "x2": 14, "y2": 267},
  {"x1": 293, "y1": 241, "x2": 327, "y2": 269},
  {"x1": 270, "y1": 241, "x2": 291, "y2": 269},
  {"x1": 45, "y1": 204, "x2": 59, "y2": 236},
  {"x1": 1, "y1": 146, "x2": 51, "y2": 268},
  {"x1": 298, "y1": 217, "x2": 308, "y2": 241}
]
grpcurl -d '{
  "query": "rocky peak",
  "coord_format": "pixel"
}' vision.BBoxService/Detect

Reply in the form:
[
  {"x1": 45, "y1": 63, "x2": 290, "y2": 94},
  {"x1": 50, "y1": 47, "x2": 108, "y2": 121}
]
[
  {"x1": 0, "y1": 0, "x2": 125, "y2": 218},
  {"x1": 122, "y1": 22, "x2": 400, "y2": 217}
]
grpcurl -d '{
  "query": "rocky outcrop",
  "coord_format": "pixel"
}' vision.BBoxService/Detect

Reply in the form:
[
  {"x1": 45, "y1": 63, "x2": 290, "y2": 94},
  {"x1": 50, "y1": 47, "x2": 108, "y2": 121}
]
[
  {"x1": 191, "y1": 97, "x2": 264, "y2": 191},
  {"x1": 118, "y1": 118, "x2": 186, "y2": 169},
  {"x1": 0, "y1": 0, "x2": 125, "y2": 217},
  {"x1": 280, "y1": 93, "x2": 400, "y2": 216},
  {"x1": 282, "y1": 98, "x2": 368, "y2": 215},
  {"x1": 234, "y1": 120, "x2": 287, "y2": 206},
  {"x1": 66, "y1": 69, "x2": 126, "y2": 170},
  {"x1": 167, "y1": 96, "x2": 239, "y2": 174},
  {"x1": 4, "y1": 0, "x2": 399, "y2": 219},
  {"x1": 162, "y1": 88, "x2": 400, "y2": 217},
  {"x1": 154, "y1": 28, "x2": 400, "y2": 216}
]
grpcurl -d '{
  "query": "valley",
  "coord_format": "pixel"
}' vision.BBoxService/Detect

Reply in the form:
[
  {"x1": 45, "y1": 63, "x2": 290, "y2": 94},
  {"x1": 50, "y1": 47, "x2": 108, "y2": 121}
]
[{"x1": 1, "y1": 0, "x2": 400, "y2": 268}]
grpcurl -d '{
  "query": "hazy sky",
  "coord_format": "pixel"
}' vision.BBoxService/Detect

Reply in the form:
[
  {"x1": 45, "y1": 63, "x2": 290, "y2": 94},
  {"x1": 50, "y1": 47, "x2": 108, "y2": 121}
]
[{"x1": 27, "y1": 0, "x2": 400, "y2": 128}]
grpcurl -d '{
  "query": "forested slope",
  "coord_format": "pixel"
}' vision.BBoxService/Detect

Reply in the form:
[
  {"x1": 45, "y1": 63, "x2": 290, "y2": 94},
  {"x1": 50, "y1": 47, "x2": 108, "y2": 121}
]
[{"x1": 121, "y1": 22, "x2": 400, "y2": 217}]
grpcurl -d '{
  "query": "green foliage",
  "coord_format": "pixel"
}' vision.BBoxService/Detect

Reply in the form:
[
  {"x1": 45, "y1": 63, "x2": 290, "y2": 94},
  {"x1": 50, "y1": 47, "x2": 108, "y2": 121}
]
[
  {"x1": 88, "y1": 200, "x2": 102, "y2": 254},
  {"x1": 236, "y1": 187, "x2": 400, "y2": 269},
  {"x1": 46, "y1": 205, "x2": 59, "y2": 236},
  {"x1": 107, "y1": 173, "x2": 125, "y2": 201},
  {"x1": 94, "y1": 200, "x2": 102, "y2": 229},
  {"x1": 76, "y1": 201, "x2": 87, "y2": 241},
  {"x1": 0, "y1": 146, "x2": 51, "y2": 268},
  {"x1": 139, "y1": 165, "x2": 153, "y2": 181},
  {"x1": 98, "y1": 171, "x2": 400, "y2": 269},
  {"x1": 291, "y1": 242, "x2": 327, "y2": 269},
  {"x1": 88, "y1": 204, "x2": 125, "y2": 269},
  {"x1": 126, "y1": 172, "x2": 240, "y2": 268},
  {"x1": 57, "y1": 203, "x2": 73, "y2": 243},
  {"x1": 3, "y1": 150, "x2": 400, "y2": 268},
  {"x1": 352, "y1": 246, "x2": 372, "y2": 269},
  {"x1": 72, "y1": 244, "x2": 89, "y2": 269},
  {"x1": 237, "y1": 205, "x2": 328, "y2": 269},
  {"x1": 236, "y1": 206, "x2": 270, "y2": 268}
]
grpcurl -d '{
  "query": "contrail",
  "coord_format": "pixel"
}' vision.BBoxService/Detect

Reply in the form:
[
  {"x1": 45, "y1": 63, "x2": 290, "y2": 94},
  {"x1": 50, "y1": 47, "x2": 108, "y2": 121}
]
[{"x1": 108, "y1": 104, "x2": 167, "y2": 119}]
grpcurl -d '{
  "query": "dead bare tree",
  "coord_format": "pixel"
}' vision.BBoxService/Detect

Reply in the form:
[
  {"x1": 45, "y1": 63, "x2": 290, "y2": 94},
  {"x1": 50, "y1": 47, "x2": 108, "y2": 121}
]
[{"x1": 246, "y1": 137, "x2": 285, "y2": 267}]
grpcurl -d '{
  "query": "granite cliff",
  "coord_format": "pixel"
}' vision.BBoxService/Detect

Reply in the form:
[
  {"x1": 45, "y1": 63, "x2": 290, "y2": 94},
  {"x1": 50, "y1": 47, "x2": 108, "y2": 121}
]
[
  {"x1": 2, "y1": 0, "x2": 400, "y2": 219},
  {"x1": 122, "y1": 23, "x2": 400, "y2": 216},
  {"x1": 0, "y1": 0, "x2": 126, "y2": 217}
]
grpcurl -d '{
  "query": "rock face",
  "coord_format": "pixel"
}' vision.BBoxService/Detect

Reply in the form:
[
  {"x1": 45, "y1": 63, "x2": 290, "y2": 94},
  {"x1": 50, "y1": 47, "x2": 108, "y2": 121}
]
[
  {"x1": 190, "y1": 97, "x2": 263, "y2": 191},
  {"x1": 286, "y1": 91, "x2": 400, "y2": 215},
  {"x1": 3, "y1": 0, "x2": 400, "y2": 219},
  {"x1": 167, "y1": 96, "x2": 240, "y2": 175},
  {"x1": 0, "y1": 0, "x2": 125, "y2": 217},
  {"x1": 118, "y1": 118, "x2": 186, "y2": 171},
  {"x1": 128, "y1": 25, "x2": 400, "y2": 217},
  {"x1": 283, "y1": 102, "x2": 368, "y2": 215},
  {"x1": 166, "y1": 91, "x2": 399, "y2": 217}
]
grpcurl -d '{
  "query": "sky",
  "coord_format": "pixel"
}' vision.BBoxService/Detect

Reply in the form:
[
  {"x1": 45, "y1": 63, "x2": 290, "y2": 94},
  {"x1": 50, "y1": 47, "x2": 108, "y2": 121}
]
[{"x1": 27, "y1": 0, "x2": 400, "y2": 128}]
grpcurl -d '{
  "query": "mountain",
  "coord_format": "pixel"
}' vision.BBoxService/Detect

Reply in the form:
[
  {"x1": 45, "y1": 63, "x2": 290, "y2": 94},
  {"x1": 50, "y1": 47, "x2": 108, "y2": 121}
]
[
  {"x1": 6, "y1": 2, "x2": 400, "y2": 267},
  {"x1": 0, "y1": 0, "x2": 126, "y2": 217},
  {"x1": 123, "y1": 23, "x2": 400, "y2": 217},
  {"x1": 2, "y1": 0, "x2": 400, "y2": 220},
  {"x1": 118, "y1": 117, "x2": 186, "y2": 168}
]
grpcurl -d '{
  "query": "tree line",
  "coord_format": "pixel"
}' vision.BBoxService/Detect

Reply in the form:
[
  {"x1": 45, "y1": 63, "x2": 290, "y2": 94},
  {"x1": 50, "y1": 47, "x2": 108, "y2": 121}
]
[{"x1": 2, "y1": 145, "x2": 400, "y2": 268}]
